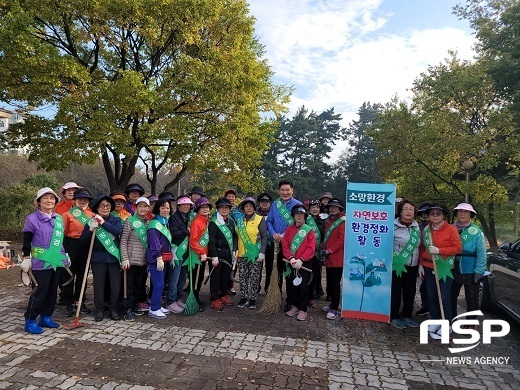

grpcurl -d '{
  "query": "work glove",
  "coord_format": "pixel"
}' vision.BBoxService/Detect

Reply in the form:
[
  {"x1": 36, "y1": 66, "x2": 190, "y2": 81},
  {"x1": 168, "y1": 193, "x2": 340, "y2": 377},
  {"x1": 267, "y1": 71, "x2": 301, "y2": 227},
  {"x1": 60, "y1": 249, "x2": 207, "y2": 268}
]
[
  {"x1": 418, "y1": 264, "x2": 425, "y2": 279},
  {"x1": 156, "y1": 257, "x2": 164, "y2": 271},
  {"x1": 88, "y1": 219, "x2": 99, "y2": 231},
  {"x1": 257, "y1": 253, "x2": 265, "y2": 263},
  {"x1": 200, "y1": 254, "x2": 207, "y2": 262},
  {"x1": 474, "y1": 273, "x2": 484, "y2": 283},
  {"x1": 20, "y1": 256, "x2": 32, "y2": 273},
  {"x1": 121, "y1": 260, "x2": 130, "y2": 270},
  {"x1": 428, "y1": 246, "x2": 440, "y2": 255},
  {"x1": 94, "y1": 214, "x2": 105, "y2": 225},
  {"x1": 293, "y1": 259, "x2": 303, "y2": 270},
  {"x1": 211, "y1": 257, "x2": 219, "y2": 267}
]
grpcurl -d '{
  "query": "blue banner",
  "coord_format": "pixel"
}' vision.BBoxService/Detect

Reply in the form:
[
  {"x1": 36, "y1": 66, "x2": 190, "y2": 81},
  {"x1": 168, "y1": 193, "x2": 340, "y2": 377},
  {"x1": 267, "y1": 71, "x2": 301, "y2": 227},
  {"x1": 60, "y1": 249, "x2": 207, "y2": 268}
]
[{"x1": 342, "y1": 182, "x2": 396, "y2": 323}]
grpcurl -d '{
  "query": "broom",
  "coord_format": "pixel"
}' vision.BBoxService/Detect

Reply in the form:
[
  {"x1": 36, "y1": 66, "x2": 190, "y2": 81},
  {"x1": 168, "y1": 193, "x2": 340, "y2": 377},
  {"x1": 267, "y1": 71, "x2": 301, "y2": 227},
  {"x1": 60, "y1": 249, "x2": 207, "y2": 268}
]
[
  {"x1": 63, "y1": 229, "x2": 96, "y2": 330},
  {"x1": 259, "y1": 241, "x2": 283, "y2": 314},
  {"x1": 182, "y1": 257, "x2": 200, "y2": 315}
]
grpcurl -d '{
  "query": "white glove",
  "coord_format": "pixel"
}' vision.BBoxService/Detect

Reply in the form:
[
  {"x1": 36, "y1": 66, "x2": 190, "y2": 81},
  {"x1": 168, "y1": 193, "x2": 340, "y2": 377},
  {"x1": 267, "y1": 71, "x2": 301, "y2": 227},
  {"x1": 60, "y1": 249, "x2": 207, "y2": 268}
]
[
  {"x1": 88, "y1": 219, "x2": 99, "y2": 231},
  {"x1": 200, "y1": 254, "x2": 207, "y2": 262},
  {"x1": 257, "y1": 253, "x2": 265, "y2": 262},
  {"x1": 63, "y1": 257, "x2": 71, "y2": 268},
  {"x1": 293, "y1": 259, "x2": 303, "y2": 270},
  {"x1": 156, "y1": 257, "x2": 164, "y2": 271},
  {"x1": 121, "y1": 260, "x2": 130, "y2": 270},
  {"x1": 95, "y1": 214, "x2": 105, "y2": 225},
  {"x1": 20, "y1": 256, "x2": 32, "y2": 273},
  {"x1": 428, "y1": 246, "x2": 440, "y2": 255},
  {"x1": 418, "y1": 264, "x2": 425, "y2": 279},
  {"x1": 212, "y1": 257, "x2": 219, "y2": 267}
]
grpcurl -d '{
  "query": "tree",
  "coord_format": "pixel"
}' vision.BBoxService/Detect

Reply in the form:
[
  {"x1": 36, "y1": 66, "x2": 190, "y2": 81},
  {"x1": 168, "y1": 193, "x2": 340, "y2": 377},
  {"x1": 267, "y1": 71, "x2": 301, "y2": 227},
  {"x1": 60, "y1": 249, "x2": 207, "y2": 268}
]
[
  {"x1": 332, "y1": 102, "x2": 381, "y2": 200},
  {"x1": 0, "y1": 0, "x2": 290, "y2": 191},
  {"x1": 261, "y1": 106, "x2": 345, "y2": 199},
  {"x1": 455, "y1": 0, "x2": 520, "y2": 122},
  {"x1": 371, "y1": 55, "x2": 519, "y2": 245}
]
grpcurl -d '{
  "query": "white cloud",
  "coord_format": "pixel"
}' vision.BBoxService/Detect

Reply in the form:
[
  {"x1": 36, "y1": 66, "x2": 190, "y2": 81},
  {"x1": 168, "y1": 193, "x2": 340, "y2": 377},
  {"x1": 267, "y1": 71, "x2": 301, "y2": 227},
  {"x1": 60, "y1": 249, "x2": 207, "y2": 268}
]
[{"x1": 248, "y1": 0, "x2": 477, "y2": 161}]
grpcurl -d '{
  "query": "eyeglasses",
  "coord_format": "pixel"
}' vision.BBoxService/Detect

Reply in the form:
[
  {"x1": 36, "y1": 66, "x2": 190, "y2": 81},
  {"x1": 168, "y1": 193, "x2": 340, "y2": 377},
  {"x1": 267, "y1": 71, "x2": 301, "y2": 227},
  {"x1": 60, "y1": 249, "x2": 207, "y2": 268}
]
[
  {"x1": 429, "y1": 212, "x2": 443, "y2": 216},
  {"x1": 99, "y1": 203, "x2": 111, "y2": 209}
]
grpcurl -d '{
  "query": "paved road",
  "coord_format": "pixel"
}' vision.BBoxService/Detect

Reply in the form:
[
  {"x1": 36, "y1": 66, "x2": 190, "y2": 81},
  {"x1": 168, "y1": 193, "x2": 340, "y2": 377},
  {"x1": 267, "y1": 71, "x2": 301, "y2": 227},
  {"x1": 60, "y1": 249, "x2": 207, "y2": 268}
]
[{"x1": 0, "y1": 267, "x2": 519, "y2": 389}]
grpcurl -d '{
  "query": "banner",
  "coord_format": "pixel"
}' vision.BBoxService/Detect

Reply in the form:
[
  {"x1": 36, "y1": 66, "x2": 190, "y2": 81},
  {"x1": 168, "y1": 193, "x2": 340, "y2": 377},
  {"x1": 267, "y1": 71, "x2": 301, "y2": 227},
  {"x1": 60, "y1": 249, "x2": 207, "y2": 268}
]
[{"x1": 342, "y1": 182, "x2": 396, "y2": 323}]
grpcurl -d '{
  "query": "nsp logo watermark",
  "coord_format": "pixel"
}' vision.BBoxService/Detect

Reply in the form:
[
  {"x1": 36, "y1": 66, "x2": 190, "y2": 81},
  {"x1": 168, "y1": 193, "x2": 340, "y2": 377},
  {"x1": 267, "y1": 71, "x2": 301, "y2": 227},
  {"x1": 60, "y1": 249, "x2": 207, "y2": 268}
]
[{"x1": 420, "y1": 310, "x2": 510, "y2": 353}]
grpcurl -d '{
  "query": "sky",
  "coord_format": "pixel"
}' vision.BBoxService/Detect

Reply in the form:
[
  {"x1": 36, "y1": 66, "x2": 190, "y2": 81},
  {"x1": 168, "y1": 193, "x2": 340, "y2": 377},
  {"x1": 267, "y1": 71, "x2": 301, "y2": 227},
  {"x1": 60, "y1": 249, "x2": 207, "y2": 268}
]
[{"x1": 247, "y1": 0, "x2": 477, "y2": 161}]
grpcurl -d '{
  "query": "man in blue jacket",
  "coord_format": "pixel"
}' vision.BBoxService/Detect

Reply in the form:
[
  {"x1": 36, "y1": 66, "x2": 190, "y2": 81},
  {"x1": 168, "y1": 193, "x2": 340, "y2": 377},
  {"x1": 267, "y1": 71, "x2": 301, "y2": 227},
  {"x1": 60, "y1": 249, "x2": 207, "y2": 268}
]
[{"x1": 266, "y1": 179, "x2": 302, "y2": 311}]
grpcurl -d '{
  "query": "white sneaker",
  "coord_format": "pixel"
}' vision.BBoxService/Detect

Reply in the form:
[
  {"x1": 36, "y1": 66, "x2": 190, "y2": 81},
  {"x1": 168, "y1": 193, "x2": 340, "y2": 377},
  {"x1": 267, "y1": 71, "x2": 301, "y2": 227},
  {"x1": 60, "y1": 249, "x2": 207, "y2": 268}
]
[
  {"x1": 322, "y1": 305, "x2": 330, "y2": 312},
  {"x1": 428, "y1": 324, "x2": 441, "y2": 333},
  {"x1": 430, "y1": 326, "x2": 452, "y2": 340},
  {"x1": 148, "y1": 309, "x2": 166, "y2": 319},
  {"x1": 160, "y1": 307, "x2": 170, "y2": 314}
]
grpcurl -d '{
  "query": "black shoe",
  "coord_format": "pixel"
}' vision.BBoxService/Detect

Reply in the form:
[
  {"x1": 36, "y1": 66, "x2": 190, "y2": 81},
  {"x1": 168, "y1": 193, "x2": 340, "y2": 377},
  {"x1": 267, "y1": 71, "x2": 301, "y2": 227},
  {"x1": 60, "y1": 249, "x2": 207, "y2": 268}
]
[
  {"x1": 326, "y1": 295, "x2": 331, "y2": 302},
  {"x1": 248, "y1": 300, "x2": 256, "y2": 309},
  {"x1": 110, "y1": 310, "x2": 120, "y2": 321},
  {"x1": 237, "y1": 298, "x2": 248, "y2": 308},
  {"x1": 416, "y1": 307, "x2": 430, "y2": 316},
  {"x1": 197, "y1": 300, "x2": 206, "y2": 312},
  {"x1": 95, "y1": 310, "x2": 104, "y2": 322},
  {"x1": 124, "y1": 309, "x2": 135, "y2": 322},
  {"x1": 132, "y1": 307, "x2": 144, "y2": 316},
  {"x1": 74, "y1": 303, "x2": 91, "y2": 314},
  {"x1": 64, "y1": 305, "x2": 74, "y2": 318}
]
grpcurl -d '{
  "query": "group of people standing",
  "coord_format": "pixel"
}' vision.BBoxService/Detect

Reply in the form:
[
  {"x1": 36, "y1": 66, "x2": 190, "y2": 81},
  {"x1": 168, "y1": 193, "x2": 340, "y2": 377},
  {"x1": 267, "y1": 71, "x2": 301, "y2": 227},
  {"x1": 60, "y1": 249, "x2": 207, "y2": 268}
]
[
  {"x1": 20, "y1": 179, "x2": 346, "y2": 334},
  {"x1": 391, "y1": 199, "x2": 487, "y2": 339},
  {"x1": 20, "y1": 179, "x2": 486, "y2": 338}
]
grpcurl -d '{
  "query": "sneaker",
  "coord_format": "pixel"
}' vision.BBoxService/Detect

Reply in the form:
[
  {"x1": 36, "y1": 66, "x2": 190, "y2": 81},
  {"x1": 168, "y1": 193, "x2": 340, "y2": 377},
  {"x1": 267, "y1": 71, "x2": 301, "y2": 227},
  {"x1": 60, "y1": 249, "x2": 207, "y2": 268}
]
[
  {"x1": 166, "y1": 302, "x2": 183, "y2": 314},
  {"x1": 322, "y1": 305, "x2": 331, "y2": 312},
  {"x1": 132, "y1": 306, "x2": 144, "y2": 316},
  {"x1": 137, "y1": 302, "x2": 150, "y2": 312},
  {"x1": 124, "y1": 309, "x2": 135, "y2": 322},
  {"x1": 237, "y1": 298, "x2": 248, "y2": 308},
  {"x1": 220, "y1": 295, "x2": 234, "y2": 306},
  {"x1": 430, "y1": 326, "x2": 452, "y2": 340},
  {"x1": 416, "y1": 307, "x2": 429, "y2": 316},
  {"x1": 248, "y1": 300, "x2": 256, "y2": 309},
  {"x1": 160, "y1": 307, "x2": 170, "y2": 314},
  {"x1": 326, "y1": 310, "x2": 338, "y2": 320},
  {"x1": 286, "y1": 306, "x2": 299, "y2": 317},
  {"x1": 308, "y1": 299, "x2": 316, "y2": 308},
  {"x1": 228, "y1": 288, "x2": 237, "y2": 295},
  {"x1": 297, "y1": 311, "x2": 307, "y2": 321},
  {"x1": 197, "y1": 300, "x2": 206, "y2": 312},
  {"x1": 148, "y1": 309, "x2": 166, "y2": 319},
  {"x1": 64, "y1": 305, "x2": 75, "y2": 318},
  {"x1": 402, "y1": 317, "x2": 420, "y2": 328},
  {"x1": 428, "y1": 324, "x2": 441, "y2": 333},
  {"x1": 211, "y1": 299, "x2": 223, "y2": 311},
  {"x1": 390, "y1": 318, "x2": 406, "y2": 329},
  {"x1": 95, "y1": 310, "x2": 104, "y2": 322},
  {"x1": 176, "y1": 300, "x2": 186, "y2": 309}
]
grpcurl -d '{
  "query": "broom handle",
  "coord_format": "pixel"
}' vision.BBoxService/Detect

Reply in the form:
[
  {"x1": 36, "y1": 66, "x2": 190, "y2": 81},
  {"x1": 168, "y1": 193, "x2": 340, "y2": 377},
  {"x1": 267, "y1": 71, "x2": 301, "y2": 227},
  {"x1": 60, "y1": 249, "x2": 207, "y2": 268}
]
[
  {"x1": 123, "y1": 269, "x2": 127, "y2": 300},
  {"x1": 194, "y1": 263, "x2": 201, "y2": 290},
  {"x1": 74, "y1": 230, "x2": 96, "y2": 319},
  {"x1": 428, "y1": 229, "x2": 445, "y2": 320}
]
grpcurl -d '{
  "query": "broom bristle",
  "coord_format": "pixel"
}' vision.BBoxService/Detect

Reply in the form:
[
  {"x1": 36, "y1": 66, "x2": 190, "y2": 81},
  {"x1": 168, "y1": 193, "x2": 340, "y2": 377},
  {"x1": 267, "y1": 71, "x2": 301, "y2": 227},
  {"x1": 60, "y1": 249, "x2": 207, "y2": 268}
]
[{"x1": 259, "y1": 267, "x2": 283, "y2": 314}]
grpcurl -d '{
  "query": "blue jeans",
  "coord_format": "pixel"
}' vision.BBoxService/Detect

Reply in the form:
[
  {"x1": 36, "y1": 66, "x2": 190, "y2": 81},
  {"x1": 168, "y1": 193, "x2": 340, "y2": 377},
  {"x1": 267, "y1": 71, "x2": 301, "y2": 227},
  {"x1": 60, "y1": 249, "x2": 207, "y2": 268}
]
[
  {"x1": 424, "y1": 266, "x2": 453, "y2": 321},
  {"x1": 166, "y1": 262, "x2": 181, "y2": 305},
  {"x1": 148, "y1": 264, "x2": 164, "y2": 311}
]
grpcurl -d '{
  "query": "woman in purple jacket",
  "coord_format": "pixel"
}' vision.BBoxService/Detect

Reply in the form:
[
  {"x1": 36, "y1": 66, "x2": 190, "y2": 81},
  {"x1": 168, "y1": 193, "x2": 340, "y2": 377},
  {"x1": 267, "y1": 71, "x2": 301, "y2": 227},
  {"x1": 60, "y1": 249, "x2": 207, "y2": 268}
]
[
  {"x1": 21, "y1": 187, "x2": 71, "y2": 334},
  {"x1": 146, "y1": 198, "x2": 173, "y2": 319}
]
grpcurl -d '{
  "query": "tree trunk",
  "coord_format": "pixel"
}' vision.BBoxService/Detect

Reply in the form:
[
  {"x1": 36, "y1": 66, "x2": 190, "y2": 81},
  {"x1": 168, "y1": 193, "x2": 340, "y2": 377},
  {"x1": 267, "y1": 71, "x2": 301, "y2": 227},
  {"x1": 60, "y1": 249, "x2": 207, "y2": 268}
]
[
  {"x1": 476, "y1": 203, "x2": 498, "y2": 247},
  {"x1": 101, "y1": 147, "x2": 139, "y2": 192},
  {"x1": 163, "y1": 165, "x2": 188, "y2": 193}
]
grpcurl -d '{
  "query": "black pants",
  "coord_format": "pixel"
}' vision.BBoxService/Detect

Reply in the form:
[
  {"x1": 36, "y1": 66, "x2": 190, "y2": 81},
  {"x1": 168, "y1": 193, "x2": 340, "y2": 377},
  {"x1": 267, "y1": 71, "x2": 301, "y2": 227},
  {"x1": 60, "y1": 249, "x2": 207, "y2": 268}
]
[
  {"x1": 419, "y1": 279, "x2": 428, "y2": 310},
  {"x1": 209, "y1": 259, "x2": 232, "y2": 300},
  {"x1": 390, "y1": 265, "x2": 418, "y2": 319},
  {"x1": 451, "y1": 268, "x2": 480, "y2": 319},
  {"x1": 123, "y1": 265, "x2": 148, "y2": 310},
  {"x1": 310, "y1": 256, "x2": 322, "y2": 296},
  {"x1": 276, "y1": 246, "x2": 287, "y2": 291},
  {"x1": 286, "y1": 266, "x2": 312, "y2": 311},
  {"x1": 326, "y1": 267, "x2": 343, "y2": 311},
  {"x1": 192, "y1": 262, "x2": 207, "y2": 302},
  {"x1": 25, "y1": 269, "x2": 58, "y2": 320},
  {"x1": 92, "y1": 262, "x2": 121, "y2": 311},
  {"x1": 262, "y1": 242, "x2": 275, "y2": 292},
  {"x1": 62, "y1": 237, "x2": 87, "y2": 303}
]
